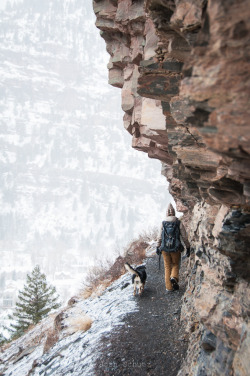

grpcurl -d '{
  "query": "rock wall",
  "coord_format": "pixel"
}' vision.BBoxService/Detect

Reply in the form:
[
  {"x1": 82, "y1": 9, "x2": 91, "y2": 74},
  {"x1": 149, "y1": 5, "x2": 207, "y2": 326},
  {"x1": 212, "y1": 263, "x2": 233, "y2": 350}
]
[{"x1": 93, "y1": 1, "x2": 250, "y2": 375}]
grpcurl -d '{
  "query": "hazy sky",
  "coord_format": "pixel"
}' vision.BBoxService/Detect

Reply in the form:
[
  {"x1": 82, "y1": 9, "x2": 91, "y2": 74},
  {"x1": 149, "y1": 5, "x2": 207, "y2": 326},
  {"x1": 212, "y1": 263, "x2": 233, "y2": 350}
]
[
  {"x1": 0, "y1": 0, "x2": 20, "y2": 9},
  {"x1": 0, "y1": 0, "x2": 169, "y2": 306},
  {"x1": 1, "y1": 0, "x2": 9, "y2": 9}
]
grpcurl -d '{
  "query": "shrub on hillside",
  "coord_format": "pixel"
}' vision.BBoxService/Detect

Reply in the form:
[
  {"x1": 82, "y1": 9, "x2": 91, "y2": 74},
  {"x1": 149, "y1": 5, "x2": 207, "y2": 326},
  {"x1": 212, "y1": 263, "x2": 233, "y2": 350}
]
[{"x1": 80, "y1": 228, "x2": 156, "y2": 299}]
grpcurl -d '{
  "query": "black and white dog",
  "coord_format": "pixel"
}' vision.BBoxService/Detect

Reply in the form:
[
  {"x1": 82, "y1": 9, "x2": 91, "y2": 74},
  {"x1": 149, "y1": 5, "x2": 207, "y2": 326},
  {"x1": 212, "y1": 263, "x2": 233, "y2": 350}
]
[{"x1": 124, "y1": 262, "x2": 147, "y2": 296}]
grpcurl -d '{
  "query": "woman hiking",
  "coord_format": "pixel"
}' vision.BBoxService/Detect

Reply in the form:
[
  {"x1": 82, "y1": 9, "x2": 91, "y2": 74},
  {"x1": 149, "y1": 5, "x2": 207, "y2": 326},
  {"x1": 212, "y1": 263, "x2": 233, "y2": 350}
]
[{"x1": 156, "y1": 203, "x2": 190, "y2": 292}]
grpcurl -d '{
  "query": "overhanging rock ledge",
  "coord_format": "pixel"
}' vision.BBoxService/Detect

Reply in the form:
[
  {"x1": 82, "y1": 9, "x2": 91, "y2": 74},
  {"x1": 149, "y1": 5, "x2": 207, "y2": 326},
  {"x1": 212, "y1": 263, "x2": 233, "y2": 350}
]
[{"x1": 93, "y1": 1, "x2": 250, "y2": 375}]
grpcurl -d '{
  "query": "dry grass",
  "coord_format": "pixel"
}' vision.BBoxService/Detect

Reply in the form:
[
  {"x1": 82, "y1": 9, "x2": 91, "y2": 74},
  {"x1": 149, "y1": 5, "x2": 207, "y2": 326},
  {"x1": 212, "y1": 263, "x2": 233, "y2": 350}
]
[
  {"x1": 44, "y1": 310, "x2": 92, "y2": 351},
  {"x1": 64, "y1": 314, "x2": 92, "y2": 335},
  {"x1": 80, "y1": 229, "x2": 156, "y2": 299},
  {"x1": 135, "y1": 227, "x2": 158, "y2": 243}
]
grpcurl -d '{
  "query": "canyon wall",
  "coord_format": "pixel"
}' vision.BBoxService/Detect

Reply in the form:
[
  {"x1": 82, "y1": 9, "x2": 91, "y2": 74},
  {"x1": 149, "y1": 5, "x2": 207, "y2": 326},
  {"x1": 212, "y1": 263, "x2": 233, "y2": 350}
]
[{"x1": 93, "y1": 1, "x2": 250, "y2": 375}]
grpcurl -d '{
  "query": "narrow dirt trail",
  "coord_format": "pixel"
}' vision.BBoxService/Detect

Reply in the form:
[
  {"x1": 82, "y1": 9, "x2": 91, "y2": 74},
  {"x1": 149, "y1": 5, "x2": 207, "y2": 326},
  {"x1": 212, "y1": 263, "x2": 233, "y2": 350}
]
[{"x1": 94, "y1": 254, "x2": 189, "y2": 376}]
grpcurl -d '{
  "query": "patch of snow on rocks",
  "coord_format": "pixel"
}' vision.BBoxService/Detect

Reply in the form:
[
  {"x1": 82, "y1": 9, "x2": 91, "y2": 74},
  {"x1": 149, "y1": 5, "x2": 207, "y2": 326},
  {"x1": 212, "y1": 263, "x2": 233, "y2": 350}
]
[{"x1": 0, "y1": 272, "x2": 138, "y2": 376}]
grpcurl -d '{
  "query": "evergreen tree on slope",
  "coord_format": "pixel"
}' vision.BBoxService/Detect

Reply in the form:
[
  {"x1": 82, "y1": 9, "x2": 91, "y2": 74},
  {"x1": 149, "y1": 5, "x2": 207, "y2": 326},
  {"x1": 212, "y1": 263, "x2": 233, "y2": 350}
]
[{"x1": 9, "y1": 265, "x2": 60, "y2": 339}]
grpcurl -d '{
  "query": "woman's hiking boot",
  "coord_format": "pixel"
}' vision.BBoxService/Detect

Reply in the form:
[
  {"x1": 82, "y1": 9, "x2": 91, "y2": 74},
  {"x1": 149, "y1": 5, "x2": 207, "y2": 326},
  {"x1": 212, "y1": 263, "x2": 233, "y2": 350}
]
[{"x1": 170, "y1": 277, "x2": 179, "y2": 290}]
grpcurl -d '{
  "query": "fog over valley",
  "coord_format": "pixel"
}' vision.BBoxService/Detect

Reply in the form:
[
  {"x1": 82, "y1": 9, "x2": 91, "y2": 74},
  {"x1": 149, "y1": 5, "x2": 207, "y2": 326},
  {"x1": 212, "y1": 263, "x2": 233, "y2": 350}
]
[{"x1": 0, "y1": 0, "x2": 171, "y2": 328}]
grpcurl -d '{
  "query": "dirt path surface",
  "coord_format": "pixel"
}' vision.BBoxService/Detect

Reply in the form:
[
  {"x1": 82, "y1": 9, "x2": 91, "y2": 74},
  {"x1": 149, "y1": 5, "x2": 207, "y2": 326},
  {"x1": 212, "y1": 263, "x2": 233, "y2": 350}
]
[{"x1": 94, "y1": 254, "x2": 189, "y2": 376}]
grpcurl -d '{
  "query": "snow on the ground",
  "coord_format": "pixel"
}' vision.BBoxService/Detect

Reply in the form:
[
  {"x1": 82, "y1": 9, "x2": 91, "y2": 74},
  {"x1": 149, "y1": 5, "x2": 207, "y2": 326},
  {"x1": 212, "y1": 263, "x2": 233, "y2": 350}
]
[
  {"x1": 146, "y1": 241, "x2": 158, "y2": 257},
  {"x1": 0, "y1": 271, "x2": 138, "y2": 376}
]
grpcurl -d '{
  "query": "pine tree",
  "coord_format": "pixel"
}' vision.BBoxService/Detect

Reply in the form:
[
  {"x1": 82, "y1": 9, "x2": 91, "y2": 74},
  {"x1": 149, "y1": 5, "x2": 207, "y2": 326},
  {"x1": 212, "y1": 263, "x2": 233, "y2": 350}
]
[{"x1": 9, "y1": 265, "x2": 60, "y2": 339}]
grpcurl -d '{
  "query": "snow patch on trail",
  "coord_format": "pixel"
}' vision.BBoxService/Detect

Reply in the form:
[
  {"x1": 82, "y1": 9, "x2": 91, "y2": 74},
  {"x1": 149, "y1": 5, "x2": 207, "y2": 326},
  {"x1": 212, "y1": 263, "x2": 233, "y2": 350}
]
[{"x1": 0, "y1": 272, "x2": 138, "y2": 376}]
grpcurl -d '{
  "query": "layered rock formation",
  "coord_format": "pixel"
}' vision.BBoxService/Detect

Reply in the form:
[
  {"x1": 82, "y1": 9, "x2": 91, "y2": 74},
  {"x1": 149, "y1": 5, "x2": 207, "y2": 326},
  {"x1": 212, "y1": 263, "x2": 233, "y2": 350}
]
[{"x1": 93, "y1": 1, "x2": 250, "y2": 375}]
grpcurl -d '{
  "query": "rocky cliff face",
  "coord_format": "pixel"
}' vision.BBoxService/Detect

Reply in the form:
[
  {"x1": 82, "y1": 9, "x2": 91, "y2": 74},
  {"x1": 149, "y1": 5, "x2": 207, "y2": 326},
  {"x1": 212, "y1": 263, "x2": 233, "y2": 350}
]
[{"x1": 93, "y1": 1, "x2": 250, "y2": 375}]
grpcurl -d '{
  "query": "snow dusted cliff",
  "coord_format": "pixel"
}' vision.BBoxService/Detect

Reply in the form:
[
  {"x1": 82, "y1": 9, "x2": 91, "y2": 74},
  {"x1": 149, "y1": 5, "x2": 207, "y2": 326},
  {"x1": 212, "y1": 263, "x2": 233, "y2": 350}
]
[{"x1": 0, "y1": 269, "x2": 138, "y2": 376}]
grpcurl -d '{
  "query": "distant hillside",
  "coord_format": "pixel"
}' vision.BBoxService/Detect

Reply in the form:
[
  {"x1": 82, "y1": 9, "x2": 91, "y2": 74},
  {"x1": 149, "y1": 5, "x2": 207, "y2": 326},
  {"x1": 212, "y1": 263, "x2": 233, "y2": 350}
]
[{"x1": 0, "y1": 0, "x2": 170, "y2": 311}]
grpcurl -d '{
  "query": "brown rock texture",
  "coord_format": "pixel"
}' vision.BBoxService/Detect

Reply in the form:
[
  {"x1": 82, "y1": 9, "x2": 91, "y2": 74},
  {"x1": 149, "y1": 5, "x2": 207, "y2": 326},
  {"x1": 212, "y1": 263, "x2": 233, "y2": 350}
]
[{"x1": 93, "y1": 1, "x2": 250, "y2": 375}]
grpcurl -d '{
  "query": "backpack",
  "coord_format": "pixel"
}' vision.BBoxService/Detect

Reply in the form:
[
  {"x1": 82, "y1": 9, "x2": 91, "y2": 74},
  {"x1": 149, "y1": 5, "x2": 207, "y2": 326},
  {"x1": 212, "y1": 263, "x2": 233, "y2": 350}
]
[{"x1": 159, "y1": 220, "x2": 183, "y2": 252}]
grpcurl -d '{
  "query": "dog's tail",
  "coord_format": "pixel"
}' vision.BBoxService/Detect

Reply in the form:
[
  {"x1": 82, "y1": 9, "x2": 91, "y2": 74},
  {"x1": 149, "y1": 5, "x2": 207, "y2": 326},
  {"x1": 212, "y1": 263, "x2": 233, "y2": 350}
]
[{"x1": 124, "y1": 262, "x2": 139, "y2": 276}]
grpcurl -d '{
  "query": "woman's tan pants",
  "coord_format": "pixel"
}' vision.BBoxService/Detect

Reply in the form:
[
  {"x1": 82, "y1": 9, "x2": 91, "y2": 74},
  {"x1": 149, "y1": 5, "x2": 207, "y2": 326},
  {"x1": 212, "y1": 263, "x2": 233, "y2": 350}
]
[{"x1": 162, "y1": 251, "x2": 181, "y2": 290}]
